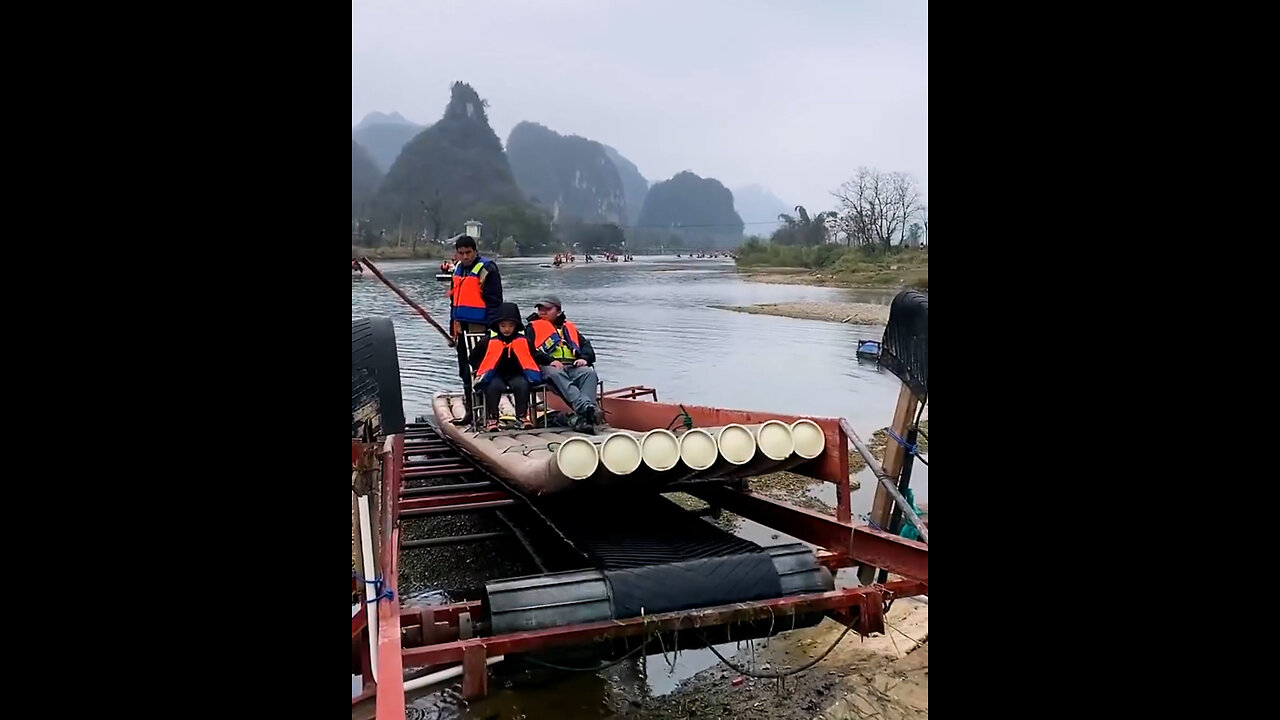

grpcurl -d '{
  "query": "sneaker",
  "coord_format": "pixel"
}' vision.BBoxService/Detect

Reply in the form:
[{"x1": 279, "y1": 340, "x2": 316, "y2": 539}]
[{"x1": 484, "y1": 420, "x2": 500, "y2": 432}]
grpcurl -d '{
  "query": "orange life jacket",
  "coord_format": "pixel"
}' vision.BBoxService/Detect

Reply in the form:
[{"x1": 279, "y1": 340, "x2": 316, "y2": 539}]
[
  {"x1": 450, "y1": 258, "x2": 490, "y2": 324},
  {"x1": 528, "y1": 318, "x2": 582, "y2": 361},
  {"x1": 474, "y1": 331, "x2": 542, "y2": 385}
]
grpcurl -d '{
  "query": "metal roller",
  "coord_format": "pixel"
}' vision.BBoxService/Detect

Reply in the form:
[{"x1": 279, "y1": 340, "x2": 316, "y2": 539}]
[{"x1": 483, "y1": 544, "x2": 833, "y2": 634}]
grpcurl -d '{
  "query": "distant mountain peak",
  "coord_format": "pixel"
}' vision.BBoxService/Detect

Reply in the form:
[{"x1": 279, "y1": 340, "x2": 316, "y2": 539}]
[
  {"x1": 354, "y1": 111, "x2": 421, "y2": 132},
  {"x1": 732, "y1": 184, "x2": 791, "y2": 233},
  {"x1": 506, "y1": 121, "x2": 628, "y2": 225}
]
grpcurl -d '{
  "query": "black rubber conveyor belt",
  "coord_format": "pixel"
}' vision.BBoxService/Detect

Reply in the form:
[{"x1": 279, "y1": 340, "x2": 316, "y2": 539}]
[
  {"x1": 531, "y1": 491, "x2": 762, "y2": 569},
  {"x1": 407, "y1": 424, "x2": 837, "y2": 632},
  {"x1": 516, "y1": 491, "x2": 790, "y2": 619}
]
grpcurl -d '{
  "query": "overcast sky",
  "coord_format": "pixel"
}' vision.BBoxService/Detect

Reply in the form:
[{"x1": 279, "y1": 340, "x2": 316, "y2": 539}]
[{"x1": 352, "y1": 0, "x2": 928, "y2": 220}]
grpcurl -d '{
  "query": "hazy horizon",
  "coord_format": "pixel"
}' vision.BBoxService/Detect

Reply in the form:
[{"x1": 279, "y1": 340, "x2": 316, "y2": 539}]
[{"x1": 352, "y1": 0, "x2": 928, "y2": 219}]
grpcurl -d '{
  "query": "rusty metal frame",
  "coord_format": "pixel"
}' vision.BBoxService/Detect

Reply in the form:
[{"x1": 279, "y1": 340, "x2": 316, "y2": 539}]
[
  {"x1": 601, "y1": 385, "x2": 660, "y2": 401},
  {"x1": 402, "y1": 580, "x2": 924, "y2": 669},
  {"x1": 358, "y1": 386, "x2": 929, "y2": 720}
]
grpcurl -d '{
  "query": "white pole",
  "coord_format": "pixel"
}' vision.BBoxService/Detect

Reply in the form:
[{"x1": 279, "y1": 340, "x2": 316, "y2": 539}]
[
  {"x1": 359, "y1": 494, "x2": 380, "y2": 681},
  {"x1": 403, "y1": 656, "x2": 505, "y2": 694}
]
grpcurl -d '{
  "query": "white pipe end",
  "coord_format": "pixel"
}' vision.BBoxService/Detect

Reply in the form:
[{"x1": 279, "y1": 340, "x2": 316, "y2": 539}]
[
  {"x1": 556, "y1": 437, "x2": 600, "y2": 480},
  {"x1": 641, "y1": 429, "x2": 681, "y2": 471},
  {"x1": 717, "y1": 424, "x2": 757, "y2": 465},
  {"x1": 756, "y1": 420, "x2": 795, "y2": 461},
  {"x1": 790, "y1": 419, "x2": 826, "y2": 459},
  {"x1": 679, "y1": 428, "x2": 718, "y2": 470},
  {"x1": 600, "y1": 432, "x2": 643, "y2": 475}
]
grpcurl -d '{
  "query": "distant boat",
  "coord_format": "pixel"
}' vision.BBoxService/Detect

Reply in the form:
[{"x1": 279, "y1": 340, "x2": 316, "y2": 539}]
[{"x1": 856, "y1": 340, "x2": 882, "y2": 361}]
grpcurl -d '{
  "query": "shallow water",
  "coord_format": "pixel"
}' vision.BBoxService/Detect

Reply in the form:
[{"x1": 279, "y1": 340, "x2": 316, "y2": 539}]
[{"x1": 351, "y1": 255, "x2": 928, "y2": 715}]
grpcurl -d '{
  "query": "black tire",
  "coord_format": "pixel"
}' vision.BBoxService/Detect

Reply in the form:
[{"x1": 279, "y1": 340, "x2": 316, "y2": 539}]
[
  {"x1": 352, "y1": 317, "x2": 405, "y2": 440},
  {"x1": 880, "y1": 289, "x2": 928, "y2": 397}
]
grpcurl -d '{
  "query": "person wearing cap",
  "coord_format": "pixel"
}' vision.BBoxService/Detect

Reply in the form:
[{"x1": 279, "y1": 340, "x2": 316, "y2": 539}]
[{"x1": 526, "y1": 295, "x2": 601, "y2": 428}]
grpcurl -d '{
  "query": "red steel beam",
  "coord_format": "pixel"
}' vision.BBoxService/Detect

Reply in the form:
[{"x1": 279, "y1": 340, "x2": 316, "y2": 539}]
[
  {"x1": 400, "y1": 481, "x2": 494, "y2": 497},
  {"x1": 850, "y1": 527, "x2": 928, "y2": 584},
  {"x1": 688, "y1": 486, "x2": 927, "y2": 584},
  {"x1": 401, "y1": 581, "x2": 924, "y2": 668},
  {"x1": 690, "y1": 485, "x2": 848, "y2": 548},
  {"x1": 399, "y1": 490, "x2": 510, "y2": 511},
  {"x1": 402, "y1": 467, "x2": 474, "y2": 479},
  {"x1": 400, "y1": 499, "x2": 517, "y2": 518},
  {"x1": 601, "y1": 385, "x2": 659, "y2": 400},
  {"x1": 375, "y1": 435, "x2": 405, "y2": 720},
  {"x1": 399, "y1": 601, "x2": 481, "y2": 626}
]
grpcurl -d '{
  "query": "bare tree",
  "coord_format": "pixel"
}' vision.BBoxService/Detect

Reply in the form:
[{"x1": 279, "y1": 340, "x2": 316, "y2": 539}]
[
  {"x1": 831, "y1": 167, "x2": 925, "y2": 251},
  {"x1": 889, "y1": 172, "x2": 924, "y2": 246},
  {"x1": 831, "y1": 168, "x2": 877, "y2": 247}
]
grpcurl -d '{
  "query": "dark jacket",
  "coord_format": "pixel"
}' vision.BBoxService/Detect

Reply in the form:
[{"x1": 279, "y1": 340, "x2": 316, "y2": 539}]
[
  {"x1": 469, "y1": 302, "x2": 541, "y2": 379},
  {"x1": 525, "y1": 311, "x2": 596, "y2": 365},
  {"x1": 481, "y1": 262, "x2": 503, "y2": 325}
]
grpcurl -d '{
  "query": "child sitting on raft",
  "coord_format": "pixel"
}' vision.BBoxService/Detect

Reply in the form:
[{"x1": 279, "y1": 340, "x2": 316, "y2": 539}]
[{"x1": 468, "y1": 302, "x2": 544, "y2": 431}]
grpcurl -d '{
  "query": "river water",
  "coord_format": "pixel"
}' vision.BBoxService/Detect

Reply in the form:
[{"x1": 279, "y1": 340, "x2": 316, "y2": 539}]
[{"x1": 351, "y1": 255, "x2": 927, "y2": 717}]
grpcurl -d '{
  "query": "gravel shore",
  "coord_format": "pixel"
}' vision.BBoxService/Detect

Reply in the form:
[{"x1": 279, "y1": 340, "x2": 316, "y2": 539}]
[{"x1": 714, "y1": 301, "x2": 889, "y2": 326}]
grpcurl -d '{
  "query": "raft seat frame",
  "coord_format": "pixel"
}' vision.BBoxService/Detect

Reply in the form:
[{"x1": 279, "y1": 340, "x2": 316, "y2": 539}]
[{"x1": 463, "y1": 331, "x2": 551, "y2": 431}]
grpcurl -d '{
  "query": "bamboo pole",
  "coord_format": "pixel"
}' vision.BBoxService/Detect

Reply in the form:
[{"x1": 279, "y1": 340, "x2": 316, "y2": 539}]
[{"x1": 857, "y1": 384, "x2": 921, "y2": 586}]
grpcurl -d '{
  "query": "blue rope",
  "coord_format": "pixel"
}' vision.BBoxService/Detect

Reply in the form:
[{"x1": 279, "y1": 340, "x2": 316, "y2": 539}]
[
  {"x1": 885, "y1": 428, "x2": 917, "y2": 456},
  {"x1": 352, "y1": 571, "x2": 396, "y2": 603}
]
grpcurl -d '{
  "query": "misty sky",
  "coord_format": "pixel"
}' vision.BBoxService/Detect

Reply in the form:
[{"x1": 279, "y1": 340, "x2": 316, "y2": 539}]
[{"x1": 352, "y1": 0, "x2": 928, "y2": 221}]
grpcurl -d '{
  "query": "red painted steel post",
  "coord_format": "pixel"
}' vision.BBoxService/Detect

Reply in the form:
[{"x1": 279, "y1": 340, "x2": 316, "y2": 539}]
[
  {"x1": 461, "y1": 644, "x2": 488, "y2": 699},
  {"x1": 420, "y1": 608, "x2": 435, "y2": 646},
  {"x1": 375, "y1": 434, "x2": 406, "y2": 720},
  {"x1": 835, "y1": 421, "x2": 852, "y2": 523}
]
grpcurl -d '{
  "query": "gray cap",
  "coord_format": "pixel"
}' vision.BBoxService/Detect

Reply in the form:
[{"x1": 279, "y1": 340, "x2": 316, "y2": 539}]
[{"x1": 535, "y1": 295, "x2": 562, "y2": 310}]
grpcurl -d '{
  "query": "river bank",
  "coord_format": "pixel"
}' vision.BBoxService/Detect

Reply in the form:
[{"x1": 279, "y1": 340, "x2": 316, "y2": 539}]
[
  {"x1": 610, "y1": 598, "x2": 928, "y2": 720},
  {"x1": 352, "y1": 244, "x2": 447, "y2": 260},
  {"x1": 736, "y1": 264, "x2": 927, "y2": 291},
  {"x1": 713, "y1": 301, "x2": 889, "y2": 326}
]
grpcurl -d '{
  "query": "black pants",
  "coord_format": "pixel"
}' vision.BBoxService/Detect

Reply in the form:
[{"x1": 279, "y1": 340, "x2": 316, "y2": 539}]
[
  {"x1": 456, "y1": 335, "x2": 473, "y2": 406},
  {"x1": 483, "y1": 376, "x2": 530, "y2": 420}
]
